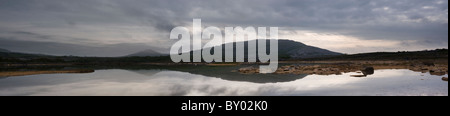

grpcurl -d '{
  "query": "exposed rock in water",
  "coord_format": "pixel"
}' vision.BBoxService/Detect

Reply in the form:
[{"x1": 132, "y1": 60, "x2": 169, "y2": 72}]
[
  {"x1": 361, "y1": 67, "x2": 374, "y2": 76},
  {"x1": 430, "y1": 69, "x2": 446, "y2": 76},
  {"x1": 408, "y1": 63, "x2": 448, "y2": 76},
  {"x1": 238, "y1": 67, "x2": 259, "y2": 74},
  {"x1": 443, "y1": 77, "x2": 448, "y2": 81},
  {"x1": 276, "y1": 65, "x2": 298, "y2": 74}
]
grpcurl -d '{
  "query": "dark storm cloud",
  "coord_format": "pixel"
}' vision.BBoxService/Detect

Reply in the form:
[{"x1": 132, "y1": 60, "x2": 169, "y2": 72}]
[{"x1": 0, "y1": 0, "x2": 447, "y2": 56}]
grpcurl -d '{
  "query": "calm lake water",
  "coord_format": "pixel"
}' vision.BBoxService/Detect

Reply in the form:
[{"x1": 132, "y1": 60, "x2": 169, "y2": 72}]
[{"x1": 0, "y1": 66, "x2": 447, "y2": 96}]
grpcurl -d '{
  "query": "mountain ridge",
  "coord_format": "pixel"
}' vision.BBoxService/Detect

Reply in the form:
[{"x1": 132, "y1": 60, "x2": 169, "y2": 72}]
[
  {"x1": 185, "y1": 39, "x2": 342, "y2": 61},
  {"x1": 0, "y1": 38, "x2": 162, "y2": 57},
  {"x1": 277, "y1": 40, "x2": 342, "y2": 58}
]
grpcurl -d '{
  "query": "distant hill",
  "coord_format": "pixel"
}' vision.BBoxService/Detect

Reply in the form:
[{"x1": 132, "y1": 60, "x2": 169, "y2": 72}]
[
  {"x1": 300, "y1": 49, "x2": 448, "y2": 61},
  {"x1": 0, "y1": 50, "x2": 49, "y2": 58},
  {"x1": 126, "y1": 49, "x2": 167, "y2": 57},
  {"x1": 186, "y1": 39, "x2": 342, "y2": 61},
  {"x1": 0, "y1": 38, "x2": 162, "y2": 57},
  {"x1": 0, "y1": 48, "x2": 10, "y2": 53},
  {"x1": 277, "y1": 40, "x2": 342, "y2": 58}
]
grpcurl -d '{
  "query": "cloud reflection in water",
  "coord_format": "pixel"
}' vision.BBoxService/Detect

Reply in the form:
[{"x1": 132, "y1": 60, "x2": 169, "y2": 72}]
[{"x1": 0, "y1": 69, "x2": 447, "y2": 96}]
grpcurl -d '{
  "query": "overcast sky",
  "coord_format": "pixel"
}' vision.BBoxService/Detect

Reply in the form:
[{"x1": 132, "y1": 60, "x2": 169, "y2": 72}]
[{"x1": 0, "y1": 0, "x2": 448, "y2": 56}]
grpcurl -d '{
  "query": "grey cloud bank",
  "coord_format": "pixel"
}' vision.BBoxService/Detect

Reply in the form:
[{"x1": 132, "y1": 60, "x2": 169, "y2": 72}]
[{"x1": 0, "y1": 0, "x2": 447, "y2": 56}]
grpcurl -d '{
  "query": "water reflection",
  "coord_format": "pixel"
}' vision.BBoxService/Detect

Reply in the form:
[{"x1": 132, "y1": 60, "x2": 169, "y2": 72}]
[
  {"x1": 156, "y1": 65, "x2": 307, "y2": 83},
  {"x1": 0, "y1": 69, "x2": 447, "y2": 96}
]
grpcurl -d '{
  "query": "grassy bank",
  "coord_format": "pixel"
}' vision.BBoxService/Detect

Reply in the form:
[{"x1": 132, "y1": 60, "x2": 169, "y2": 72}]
[{"x1": 0, "y1": 69, "x2": 95, "y2": 77}]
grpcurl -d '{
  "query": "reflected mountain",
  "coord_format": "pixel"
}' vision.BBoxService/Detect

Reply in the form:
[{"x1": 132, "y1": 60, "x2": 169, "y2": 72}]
[
  {"x1": 126, "y1": 65, "x2": 307, "y2": 83},
  {"x1": 128, "y1": 69, "x2": 165, "y2": 77}
]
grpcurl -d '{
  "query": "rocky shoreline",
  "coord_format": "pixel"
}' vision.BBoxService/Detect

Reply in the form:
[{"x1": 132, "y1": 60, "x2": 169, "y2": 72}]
[{"x1": 238, "y1": 61, "x2": 448, "y2": 76}]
